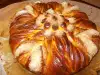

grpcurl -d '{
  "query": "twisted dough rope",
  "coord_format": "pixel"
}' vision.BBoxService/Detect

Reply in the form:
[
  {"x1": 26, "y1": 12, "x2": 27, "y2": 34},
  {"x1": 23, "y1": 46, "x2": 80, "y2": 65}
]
[{"x1": 9, "y1": 1, "x2": 100, "y2": 75}]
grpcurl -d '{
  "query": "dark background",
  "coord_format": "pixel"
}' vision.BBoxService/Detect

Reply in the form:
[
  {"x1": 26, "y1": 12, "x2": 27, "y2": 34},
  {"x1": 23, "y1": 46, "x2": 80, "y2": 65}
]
[
  {"x1": 0, "y1": 0, "x2": 26, "y2": 8},
  {"x1": 0, "y1": 0, "x2": 100, "y2": 9}
]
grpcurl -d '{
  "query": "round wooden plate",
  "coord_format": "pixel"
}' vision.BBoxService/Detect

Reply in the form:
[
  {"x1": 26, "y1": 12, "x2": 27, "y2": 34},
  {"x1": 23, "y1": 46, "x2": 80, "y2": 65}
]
[{"x1": 0, "y1": 1, "x2": 100, "y2": 75}]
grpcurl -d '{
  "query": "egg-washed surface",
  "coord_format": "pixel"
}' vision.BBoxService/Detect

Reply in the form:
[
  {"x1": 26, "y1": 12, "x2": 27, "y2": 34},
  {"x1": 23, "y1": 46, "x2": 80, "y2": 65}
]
[{"x1": 8, "y1": 1, "x2": 100, "y2": 75}]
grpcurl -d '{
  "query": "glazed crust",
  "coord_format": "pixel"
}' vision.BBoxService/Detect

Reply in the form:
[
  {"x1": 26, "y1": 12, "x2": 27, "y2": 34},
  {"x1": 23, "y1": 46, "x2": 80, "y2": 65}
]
[{"x1": 9, "y1": 2, "x2": 100, "y2": 75}]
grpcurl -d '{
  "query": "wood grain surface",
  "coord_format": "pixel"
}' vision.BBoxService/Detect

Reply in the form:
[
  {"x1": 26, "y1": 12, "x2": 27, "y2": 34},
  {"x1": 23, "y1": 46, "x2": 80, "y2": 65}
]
[{"x1": 0, "y1": 1, "x2": 100, "y2": 75}]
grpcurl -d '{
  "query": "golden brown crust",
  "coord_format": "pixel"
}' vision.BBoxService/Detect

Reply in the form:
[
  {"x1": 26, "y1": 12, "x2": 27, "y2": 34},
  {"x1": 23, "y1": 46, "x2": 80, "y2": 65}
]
[
  {"x1": 9, "y1": 2, "x2": 100, "y2": 75},
  {"x1": 64, "y1": 10, "x2": 89, "y2": 19}
]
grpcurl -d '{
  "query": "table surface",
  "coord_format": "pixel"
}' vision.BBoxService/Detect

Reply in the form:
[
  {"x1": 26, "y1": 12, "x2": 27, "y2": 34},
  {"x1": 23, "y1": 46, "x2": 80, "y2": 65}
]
[{"x1": 82, "y1": 0, "x2": 100, "y2": 7}]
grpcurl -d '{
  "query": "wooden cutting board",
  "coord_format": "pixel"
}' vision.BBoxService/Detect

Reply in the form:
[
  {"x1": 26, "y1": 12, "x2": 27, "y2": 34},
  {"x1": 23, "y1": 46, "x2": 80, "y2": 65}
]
[{"x1": 0, "y1": 1, "x2": 100, "y2": 75}]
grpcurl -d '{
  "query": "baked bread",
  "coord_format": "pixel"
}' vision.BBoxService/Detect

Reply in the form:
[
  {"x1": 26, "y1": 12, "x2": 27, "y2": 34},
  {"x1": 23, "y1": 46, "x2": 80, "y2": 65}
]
[{"x1": 9, "y1": 1, "x2": 100, "y2": 75}]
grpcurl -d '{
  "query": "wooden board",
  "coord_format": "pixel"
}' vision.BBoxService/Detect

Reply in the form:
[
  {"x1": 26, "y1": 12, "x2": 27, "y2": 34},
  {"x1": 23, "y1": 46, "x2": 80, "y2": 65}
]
[{"x1": 0, "y1": 1, "x2": 100, "y2": 75}]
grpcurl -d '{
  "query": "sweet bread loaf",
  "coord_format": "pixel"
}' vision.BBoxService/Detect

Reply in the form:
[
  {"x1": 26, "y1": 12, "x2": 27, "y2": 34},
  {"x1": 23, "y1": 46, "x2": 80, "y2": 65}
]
[{"x1": 9, "y1": 1, "x2": 100, "y2": 75}]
